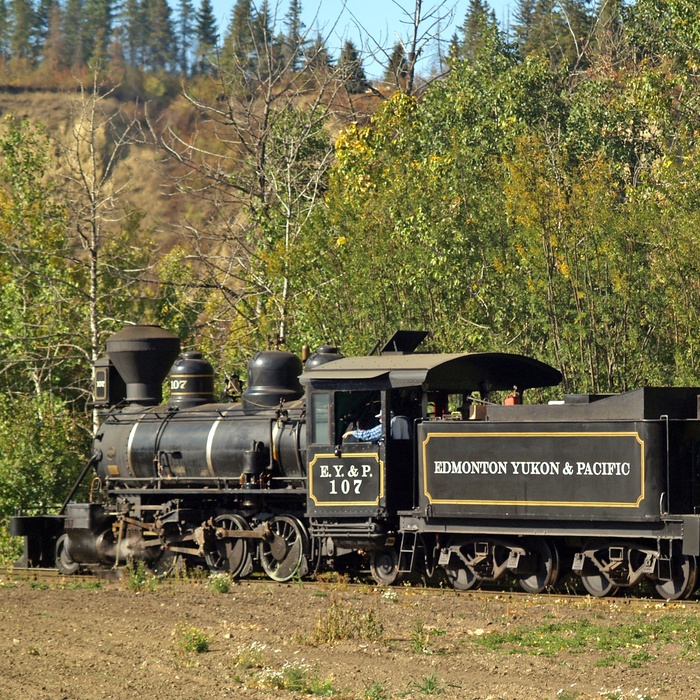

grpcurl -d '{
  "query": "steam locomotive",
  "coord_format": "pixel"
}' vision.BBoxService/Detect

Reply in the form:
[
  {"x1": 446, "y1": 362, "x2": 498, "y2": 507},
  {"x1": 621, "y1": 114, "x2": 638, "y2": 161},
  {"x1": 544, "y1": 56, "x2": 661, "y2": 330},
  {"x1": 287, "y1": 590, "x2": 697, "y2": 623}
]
[{"x1": 10, "y1": 325, "x2": 700, "y2": 600}]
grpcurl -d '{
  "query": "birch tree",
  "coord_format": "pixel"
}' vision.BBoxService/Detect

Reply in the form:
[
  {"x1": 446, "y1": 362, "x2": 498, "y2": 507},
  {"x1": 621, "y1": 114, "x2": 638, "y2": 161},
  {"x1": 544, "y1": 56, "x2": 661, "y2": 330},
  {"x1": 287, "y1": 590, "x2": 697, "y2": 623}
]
[{"x1": 151, "y1": 0, "x2": 351, "y2": 359}]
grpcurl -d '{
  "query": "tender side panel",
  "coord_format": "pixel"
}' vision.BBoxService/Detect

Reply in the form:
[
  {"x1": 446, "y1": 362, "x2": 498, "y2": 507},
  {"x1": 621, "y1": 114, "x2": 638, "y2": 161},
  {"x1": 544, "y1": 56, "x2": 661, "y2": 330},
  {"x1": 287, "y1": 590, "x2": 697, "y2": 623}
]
[{"x1": 418, "y1": 421, "x2": 664, "y2": 521}]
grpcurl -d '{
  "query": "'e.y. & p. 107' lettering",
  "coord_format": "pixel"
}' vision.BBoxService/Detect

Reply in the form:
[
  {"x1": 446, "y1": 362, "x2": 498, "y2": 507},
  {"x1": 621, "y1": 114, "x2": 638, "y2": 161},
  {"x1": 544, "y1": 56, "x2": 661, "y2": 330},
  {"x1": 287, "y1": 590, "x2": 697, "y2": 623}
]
[
  {"x1": 316, "y1": 462, "x2": 375, "y2": 497},
  {"x1": 318, "y1": 463, "x2": 373, "y2": 479}
]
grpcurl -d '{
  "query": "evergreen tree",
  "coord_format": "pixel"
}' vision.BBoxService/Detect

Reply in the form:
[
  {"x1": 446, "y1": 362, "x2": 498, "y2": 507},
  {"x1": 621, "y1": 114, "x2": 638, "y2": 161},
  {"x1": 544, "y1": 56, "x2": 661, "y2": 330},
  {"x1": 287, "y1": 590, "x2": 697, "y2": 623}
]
[
  {"x1": 460, "y1": 0, "x2": 499, "y2": 62},
  {"x1": 38, "y1": 1, "x2": 65, "y2": 71},
  {"x1": 0, "y1": 0, "x2": 10, "y2": 59},
  {"x1": 512, "y1": 0, "x2": 536, "y2": 56},
  {"x1": 252, "y1": 0, "x2": 272, "y2": 49},
  {"x1": 304, "y1": 32, "x2": 332, "y2": 71},
  {"x1": 447, "y1": 32, "x2": 461, "y2": 63},
  {"x1": 194, "y1": 0, "x2": 218, "y2": 73},
  {"x1": 144, "y1": 0, "x2": 175, "y2": 71},
  {"x1": 107, "y1": 24, "x2": 126, "y2": 76},
  {"x1": 338, "y1": 40, "x2": 369, "y2": 94},
  {"x1": 251, "y1": 0, "x2": 282, "y2": 76},
  {"x1": 120, "y1": 0, "x2": 145, "y2": 66},
  {"x1": 34, "y1": 0, "x2": 56, "y2": 56},
  {"x1": 283, "y1": 0, "x2": 303, "y2": 70},
  {"x1": 85, "y1": 0, "x2": 114, "y2": 66},
  {"x1": 63, "y1": 0, "x2": 86, "y2": 66},
  {"x1": 175, "y1": 0, "x2": 195, "y2": 75},
  {"x1": 9, "y1": 0, "x2": 35, "y2": 60},
  {"x1": 384, "y1": 42, "x2": 408, "y2": 88},
  {"x1": 513, "y1": 0, "x2": 594, "y2": 69},
  {"x1": 223, "y1": 0, "x2": 253, "y2": 66}
]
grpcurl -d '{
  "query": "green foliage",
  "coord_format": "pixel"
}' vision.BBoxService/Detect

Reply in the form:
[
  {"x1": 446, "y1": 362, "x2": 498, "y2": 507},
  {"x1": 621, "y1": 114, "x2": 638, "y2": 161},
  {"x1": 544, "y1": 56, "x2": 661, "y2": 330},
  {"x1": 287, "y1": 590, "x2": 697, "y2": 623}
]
[
  {"x1": 0, "y1": 394, "x2": 87, "y2": 519},
  {"x1": 293, "y1": 22, "x2": 700, "y2": 392},
  {"x1": 626, "y1": 0, "x2": 700, "y2": 70},
  {"x1": 173, "y1": 622, "x2": 210, "y2": 654},
  {"x1": 338, "y1": 40, "x2": 369, "y2": 94},
  {"x1": 0, "y1": 116, "x2": 84, "y2": 394},
  {"x1": 0, "y1": 526, "x2": 22, "y2": 565},
  {"x1": 124, "y1": 559, "x2": 159, "y2": 592},
  {"x1": 0, "y1": 117, "x2": 93, "y2": 559}
]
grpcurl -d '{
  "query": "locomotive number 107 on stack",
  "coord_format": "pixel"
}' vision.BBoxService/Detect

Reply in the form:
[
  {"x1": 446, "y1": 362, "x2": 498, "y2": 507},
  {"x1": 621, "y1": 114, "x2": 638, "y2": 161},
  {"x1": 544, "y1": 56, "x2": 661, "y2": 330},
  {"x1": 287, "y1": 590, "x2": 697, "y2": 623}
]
[{"x1": 11, "y1": 326, "x2": 700, "y2": 600}]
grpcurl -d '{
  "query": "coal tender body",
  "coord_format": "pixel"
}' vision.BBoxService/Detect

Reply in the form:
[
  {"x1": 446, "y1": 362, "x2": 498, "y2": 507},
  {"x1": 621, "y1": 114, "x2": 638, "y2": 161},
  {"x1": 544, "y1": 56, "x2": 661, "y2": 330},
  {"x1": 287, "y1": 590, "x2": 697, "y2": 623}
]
[{"x1": 409, "y1": 389, "x2": 700, "y2": 599}]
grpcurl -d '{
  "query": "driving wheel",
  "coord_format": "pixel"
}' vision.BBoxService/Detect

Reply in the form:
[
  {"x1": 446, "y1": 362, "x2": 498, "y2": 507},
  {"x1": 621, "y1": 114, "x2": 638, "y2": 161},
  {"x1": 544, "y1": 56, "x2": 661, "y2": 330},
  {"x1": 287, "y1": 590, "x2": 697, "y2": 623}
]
[{"x1": 259, "y1": 515, "x2": 308, "y2": 582}]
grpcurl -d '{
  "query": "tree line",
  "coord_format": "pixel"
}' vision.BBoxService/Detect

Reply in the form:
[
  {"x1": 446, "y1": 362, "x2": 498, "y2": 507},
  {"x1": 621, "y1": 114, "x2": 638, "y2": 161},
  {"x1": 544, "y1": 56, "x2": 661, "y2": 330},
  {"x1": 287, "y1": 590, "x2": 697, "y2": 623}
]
[
  {"x1": 1, "y1": 0, "x2": 700, "y2": 558},
  {"x1": 0, "y1": 0, "x2": 373, "y2": 95}
]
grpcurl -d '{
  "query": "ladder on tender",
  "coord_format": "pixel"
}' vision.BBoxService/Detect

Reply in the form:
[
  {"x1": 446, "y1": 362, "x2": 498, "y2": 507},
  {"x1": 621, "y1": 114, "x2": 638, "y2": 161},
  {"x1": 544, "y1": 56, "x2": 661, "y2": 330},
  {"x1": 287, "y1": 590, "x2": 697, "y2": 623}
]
[{"x1": 398, "y1": 531, "x2": 419, "y2": 573}]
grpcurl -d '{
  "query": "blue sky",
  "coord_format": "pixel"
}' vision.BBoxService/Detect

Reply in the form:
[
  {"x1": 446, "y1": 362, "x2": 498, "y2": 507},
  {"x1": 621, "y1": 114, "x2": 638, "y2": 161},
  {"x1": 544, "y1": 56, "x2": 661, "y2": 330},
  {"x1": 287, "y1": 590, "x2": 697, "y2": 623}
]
[{"x1": 207, "y1": 1, "x2": 513, "y2": 77}]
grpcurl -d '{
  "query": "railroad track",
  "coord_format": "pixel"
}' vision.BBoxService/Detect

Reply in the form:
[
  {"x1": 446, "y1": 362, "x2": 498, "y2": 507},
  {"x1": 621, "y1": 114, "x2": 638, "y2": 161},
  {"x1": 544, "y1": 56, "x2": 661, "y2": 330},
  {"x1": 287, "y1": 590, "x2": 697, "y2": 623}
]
[{"x1": 3, "y1": 566, "x2": 698, "y2": 607}]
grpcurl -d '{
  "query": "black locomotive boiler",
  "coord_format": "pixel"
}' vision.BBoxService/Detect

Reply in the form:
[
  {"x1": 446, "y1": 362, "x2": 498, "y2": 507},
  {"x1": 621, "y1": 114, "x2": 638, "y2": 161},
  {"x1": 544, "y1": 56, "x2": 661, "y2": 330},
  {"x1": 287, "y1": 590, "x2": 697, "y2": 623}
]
[{"x1": 10, "y1": 325, "x2": 700, "y2": 600}]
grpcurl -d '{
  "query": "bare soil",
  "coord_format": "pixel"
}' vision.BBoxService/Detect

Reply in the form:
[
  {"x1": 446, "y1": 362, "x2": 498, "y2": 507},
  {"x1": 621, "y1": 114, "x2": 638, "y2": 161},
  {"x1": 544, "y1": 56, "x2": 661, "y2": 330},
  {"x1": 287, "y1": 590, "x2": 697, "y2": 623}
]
[{"x1": 0, "y1": 572, "x2": 697, "y2": 700}]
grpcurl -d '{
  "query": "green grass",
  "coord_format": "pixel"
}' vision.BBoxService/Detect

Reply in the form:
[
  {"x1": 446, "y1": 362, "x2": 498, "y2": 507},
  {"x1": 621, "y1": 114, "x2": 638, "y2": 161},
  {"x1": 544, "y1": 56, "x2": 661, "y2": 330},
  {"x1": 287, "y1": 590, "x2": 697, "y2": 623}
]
[
  {"x1": 470, "y1": 613, "x2": 700, "y2": 665},
  {"x1": 360, "y1": 682, "x2": 390, "y2": 700},
  {"x1": 411, "y1": 672, "x2": 444, "y2": 695},
  {"x1": 57, "y1": 579, "x2": 103, "y2": 590}
]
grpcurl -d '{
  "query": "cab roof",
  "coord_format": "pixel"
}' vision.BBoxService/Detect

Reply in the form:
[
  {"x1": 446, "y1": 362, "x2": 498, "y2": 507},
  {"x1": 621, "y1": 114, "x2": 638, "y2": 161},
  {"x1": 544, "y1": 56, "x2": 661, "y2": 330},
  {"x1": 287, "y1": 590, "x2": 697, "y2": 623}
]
[{"x1": 300, "y1": 352, "x2": 562, "y2": 393}]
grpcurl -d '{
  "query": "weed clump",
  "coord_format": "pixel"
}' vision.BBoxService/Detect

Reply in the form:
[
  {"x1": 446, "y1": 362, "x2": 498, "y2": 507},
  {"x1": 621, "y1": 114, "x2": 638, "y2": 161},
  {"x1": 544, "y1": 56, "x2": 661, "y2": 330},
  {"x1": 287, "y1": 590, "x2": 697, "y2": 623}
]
[
  {"x1": 409, "y1": 618, "x2": 446, "y2": 654},
  {"x1": 206, "y1": 571, "x2": 234, "y2": 593},
  {"x1": 312, "y1": 593, "x2": 384, "y2": 644},
  {"x1": 247, "y1": 660, "x2": 335, "y2": 695},
  {"x1": 173, "y1": 622, "x2": 210, "y2": 657},
  {"x1": 124, "y1": 559, "x2": 158, "y2": 593},
  {"x1": 231, "y1": 641, "x2": 268, "y2": 670}
]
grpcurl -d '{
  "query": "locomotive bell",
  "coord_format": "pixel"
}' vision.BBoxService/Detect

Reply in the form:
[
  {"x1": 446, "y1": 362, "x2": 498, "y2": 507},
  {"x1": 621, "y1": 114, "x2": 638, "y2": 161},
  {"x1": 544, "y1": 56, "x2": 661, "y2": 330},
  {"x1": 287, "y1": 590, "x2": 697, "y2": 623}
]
[
  {"x1": 106, "y1": 325, "x2": 181, "y2": 406},
  {"x1": 169, "y1": 352, "x2": 216, "y2": 408},
  {"x1": 242, "y1": 351, "x2": 304, "y2": 412}
]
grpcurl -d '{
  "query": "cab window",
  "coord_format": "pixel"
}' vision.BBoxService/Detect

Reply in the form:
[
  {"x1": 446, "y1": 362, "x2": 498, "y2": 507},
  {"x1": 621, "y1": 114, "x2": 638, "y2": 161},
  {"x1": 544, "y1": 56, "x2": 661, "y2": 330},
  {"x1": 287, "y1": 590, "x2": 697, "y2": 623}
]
[
  {"x1": 335, "y1": 391, "x2": 380, "y2": 442},
  {"x1": 311, "y1": 392, "x2": 330, "y2": 444}
]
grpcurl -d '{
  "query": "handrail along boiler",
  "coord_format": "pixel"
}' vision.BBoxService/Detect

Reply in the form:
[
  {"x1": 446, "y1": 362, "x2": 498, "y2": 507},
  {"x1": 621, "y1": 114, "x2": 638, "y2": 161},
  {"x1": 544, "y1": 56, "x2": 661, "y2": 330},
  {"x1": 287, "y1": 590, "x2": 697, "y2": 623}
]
[{"x1": 10, "y1": 325, "x2": 700, "y2": 599}]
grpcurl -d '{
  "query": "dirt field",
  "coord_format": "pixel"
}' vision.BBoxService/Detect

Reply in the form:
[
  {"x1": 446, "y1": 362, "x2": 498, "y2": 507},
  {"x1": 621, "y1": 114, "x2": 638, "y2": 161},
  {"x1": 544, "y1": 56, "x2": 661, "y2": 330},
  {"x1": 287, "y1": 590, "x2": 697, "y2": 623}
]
[{"x1": 0, "y1": 571, "x2": 698, "y2": 700}]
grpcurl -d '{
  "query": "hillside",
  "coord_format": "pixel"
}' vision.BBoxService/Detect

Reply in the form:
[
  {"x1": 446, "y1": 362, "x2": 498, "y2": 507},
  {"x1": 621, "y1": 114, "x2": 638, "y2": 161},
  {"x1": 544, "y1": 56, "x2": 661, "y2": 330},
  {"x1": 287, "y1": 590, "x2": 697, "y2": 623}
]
[{"x1": 0, "y1": 88, "x2": 201, "y2": 246}]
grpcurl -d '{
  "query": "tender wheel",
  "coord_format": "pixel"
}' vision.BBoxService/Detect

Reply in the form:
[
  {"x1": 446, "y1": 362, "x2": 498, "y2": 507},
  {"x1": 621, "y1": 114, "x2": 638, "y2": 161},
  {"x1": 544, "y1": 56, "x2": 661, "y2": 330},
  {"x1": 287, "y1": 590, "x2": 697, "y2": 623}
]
[
  {"x1": 259, "y1": 515, "x2": 308, "y2": 582},
  {"x1": 580, "y1": 571, "x2": 619, "y2": 597},
  {"x1": 443, "y1": 564, "x2": 480, "y2": 591},
  {"x1": 205, "y1": 514, "x2": 253, "y2": 578},
  {"x1": 654, "y1": 554, "x2": 698, "y2": 600},
  {"x1": 370, "y1": 549, "x2": 402, "y2": 586},
  {"x1": 55, "y1": 534, "x2": 80, "y2": 575},
  {"x1": 518, "y1": 539, "x2": 561, "y2": 594}
]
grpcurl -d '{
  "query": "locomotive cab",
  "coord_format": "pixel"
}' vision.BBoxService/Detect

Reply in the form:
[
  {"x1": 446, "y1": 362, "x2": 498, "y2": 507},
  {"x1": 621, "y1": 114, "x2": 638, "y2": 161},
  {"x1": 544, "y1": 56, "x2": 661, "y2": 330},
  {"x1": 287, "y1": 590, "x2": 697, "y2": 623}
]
[{"x1": 301, "y1": 343, "x2": 562, "y2": 582}]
